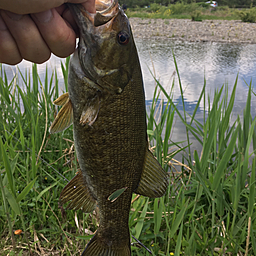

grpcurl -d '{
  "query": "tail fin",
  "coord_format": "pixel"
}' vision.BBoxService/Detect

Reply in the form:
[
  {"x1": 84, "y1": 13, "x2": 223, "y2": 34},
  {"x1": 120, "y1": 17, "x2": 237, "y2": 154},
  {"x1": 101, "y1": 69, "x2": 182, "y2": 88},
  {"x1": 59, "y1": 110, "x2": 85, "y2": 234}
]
[{"x1": 81, "y1": 232, "x2": 131, "y2": 256}]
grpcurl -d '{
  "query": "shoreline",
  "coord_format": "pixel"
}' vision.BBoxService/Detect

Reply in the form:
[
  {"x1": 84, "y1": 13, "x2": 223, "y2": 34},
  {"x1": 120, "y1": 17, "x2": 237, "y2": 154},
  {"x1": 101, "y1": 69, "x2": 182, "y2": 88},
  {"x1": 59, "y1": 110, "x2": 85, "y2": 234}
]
[{"x1": 129, "y1": 18, "x2": 256, "y2": 44}]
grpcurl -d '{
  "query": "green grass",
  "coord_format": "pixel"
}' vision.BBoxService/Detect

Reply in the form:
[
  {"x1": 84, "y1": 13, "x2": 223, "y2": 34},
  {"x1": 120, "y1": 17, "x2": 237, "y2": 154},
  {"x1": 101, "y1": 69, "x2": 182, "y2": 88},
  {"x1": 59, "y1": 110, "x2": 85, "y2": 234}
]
[
  {"x1": 0, "y1": 55, "x2": 256, "y2": 256},
  {"x1": 125, "y1": 3, "x2": 241, "y2": 21}
]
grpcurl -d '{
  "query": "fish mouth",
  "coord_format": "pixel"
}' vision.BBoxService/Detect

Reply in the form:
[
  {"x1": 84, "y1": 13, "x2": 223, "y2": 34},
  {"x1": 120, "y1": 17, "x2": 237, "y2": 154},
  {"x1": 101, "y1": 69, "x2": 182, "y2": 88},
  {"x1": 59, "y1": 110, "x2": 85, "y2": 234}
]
[{"x1": 67, "y1": 0, "x2": 119, "y2": 30}]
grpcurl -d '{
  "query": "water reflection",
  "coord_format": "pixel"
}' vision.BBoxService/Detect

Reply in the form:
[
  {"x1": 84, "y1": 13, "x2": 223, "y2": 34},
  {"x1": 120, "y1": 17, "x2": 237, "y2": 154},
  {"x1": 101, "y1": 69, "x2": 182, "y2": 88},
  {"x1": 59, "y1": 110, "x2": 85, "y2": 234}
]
[{"x1": 135, "y1": 39, "x2": 256, "y2": 118}]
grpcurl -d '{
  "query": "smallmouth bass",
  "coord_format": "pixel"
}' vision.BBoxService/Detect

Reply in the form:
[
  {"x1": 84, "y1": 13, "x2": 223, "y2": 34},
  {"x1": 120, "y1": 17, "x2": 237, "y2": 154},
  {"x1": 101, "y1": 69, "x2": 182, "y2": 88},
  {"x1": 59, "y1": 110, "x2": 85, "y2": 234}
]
[{"x1": 50, "y1": 0, "x2": 169, "y2": 255}]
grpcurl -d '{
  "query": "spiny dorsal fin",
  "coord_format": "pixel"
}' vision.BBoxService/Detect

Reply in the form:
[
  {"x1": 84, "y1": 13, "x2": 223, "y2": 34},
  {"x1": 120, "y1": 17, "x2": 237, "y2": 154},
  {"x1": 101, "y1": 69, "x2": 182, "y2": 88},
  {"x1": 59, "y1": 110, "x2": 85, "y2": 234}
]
[
  {"x1": 60, "y1": 170, "x2": 96, "y2": 213},
  {"x1": 80, "y1": 95, "x2": 100, "y2": 126},
  {"x1": 53, "y1": 92, "x2": 70, "y2": 106},
  {"x1": 49, "y1": 96, "x2": 73, "y2": 134},
  {"x1": 135, "y1": 150, "x2": 169, "y2": 198}
]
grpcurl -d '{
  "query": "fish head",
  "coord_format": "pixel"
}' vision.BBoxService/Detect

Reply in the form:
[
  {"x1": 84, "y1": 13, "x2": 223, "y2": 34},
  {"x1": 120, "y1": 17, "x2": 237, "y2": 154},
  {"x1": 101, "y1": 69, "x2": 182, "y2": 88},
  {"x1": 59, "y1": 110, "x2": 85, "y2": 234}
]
[{"x1": 69, "y1": 0, "x2": 137, "y2": 93}]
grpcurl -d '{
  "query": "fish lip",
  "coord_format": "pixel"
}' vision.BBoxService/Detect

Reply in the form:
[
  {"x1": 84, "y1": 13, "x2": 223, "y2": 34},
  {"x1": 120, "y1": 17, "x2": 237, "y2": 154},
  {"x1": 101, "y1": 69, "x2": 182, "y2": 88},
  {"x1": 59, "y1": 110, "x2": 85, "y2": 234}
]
[
  {"x1": 67, "y1": 0, "x2": 119, "y2": 29},
  {"x1": 96, "y1": 0, "x2": 118, "y2": 15}
]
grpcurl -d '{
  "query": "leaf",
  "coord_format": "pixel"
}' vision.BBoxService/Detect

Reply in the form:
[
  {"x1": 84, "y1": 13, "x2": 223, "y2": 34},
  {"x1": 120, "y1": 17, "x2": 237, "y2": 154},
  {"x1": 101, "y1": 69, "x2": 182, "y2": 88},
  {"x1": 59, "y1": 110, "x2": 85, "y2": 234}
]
[
  {"x1": 248, "y1": 157, "x2": 256, "y2": 217},
  {"x1": 154, "y1": 198, "x2": 164, "y2": 235},
  {"x1": 3, "y1": 153, "x2": 19, "y2": 187},
  {"x1": 174, "y1": 222, "x2": 183, "y2": 256},
  {"x1": 16, "y1": 178, "x2": 37, "y2": 202},
  {"x1": 134, "y1": 198, "x2": 148, "y2": 239},
  {"x1": 5, "y1": 188, "x2": 21, "y2": 215},
  {"x1": 212, "y1": 125, "x2": 239, "y2": 191},
  {"x1": 170, "y1": 198, "x2": 189, "y2": 238},
  {"x1": 108, "y1": 187, "x2": 127, "y2": 202},
  {"x1": 36, "y1": 181, "x2": 58, "y2": 201},
  {"x1": 76, "y1": 235, "x2": 94, "y2": 240},
  {"x1": 0, "y1": 136, "x2": 15, "y2": 195}
]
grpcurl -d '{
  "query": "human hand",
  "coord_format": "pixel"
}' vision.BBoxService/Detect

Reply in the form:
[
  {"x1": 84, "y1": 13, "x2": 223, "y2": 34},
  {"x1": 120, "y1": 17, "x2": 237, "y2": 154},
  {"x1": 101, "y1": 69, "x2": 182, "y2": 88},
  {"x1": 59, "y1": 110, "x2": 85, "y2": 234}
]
[{"x1": 0, "y1": 0, "x2": 95, "y2": 65}]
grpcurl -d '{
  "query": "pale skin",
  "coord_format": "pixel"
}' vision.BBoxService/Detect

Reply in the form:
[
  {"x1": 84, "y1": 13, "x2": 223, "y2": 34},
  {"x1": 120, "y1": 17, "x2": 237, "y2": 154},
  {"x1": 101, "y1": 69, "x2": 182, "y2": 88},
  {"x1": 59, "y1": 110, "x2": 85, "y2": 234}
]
[{"x1": 0, "y1": 0, "x2": 96, "y2": 65}]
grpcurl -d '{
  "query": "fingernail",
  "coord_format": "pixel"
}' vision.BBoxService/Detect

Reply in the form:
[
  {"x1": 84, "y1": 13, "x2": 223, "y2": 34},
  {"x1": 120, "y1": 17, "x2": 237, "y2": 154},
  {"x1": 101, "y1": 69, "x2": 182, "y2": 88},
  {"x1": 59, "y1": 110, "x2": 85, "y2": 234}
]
[
  {"x1": 5, "y1": 11, "x2": 23, "y2": 21},
  {"x1": 0, "y1": 15, "x2": 7, "y2": 31},
  {"x1": 34, "y1": 10, "x2": 53, "y2": 23}
]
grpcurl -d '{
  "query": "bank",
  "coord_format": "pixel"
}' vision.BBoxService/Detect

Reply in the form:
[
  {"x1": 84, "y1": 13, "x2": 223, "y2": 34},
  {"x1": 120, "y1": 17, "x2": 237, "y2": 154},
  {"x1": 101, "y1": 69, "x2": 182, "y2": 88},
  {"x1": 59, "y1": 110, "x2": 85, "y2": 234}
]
[{"x1": 129, "y1": 17, "x2": 256, "y2": 44}]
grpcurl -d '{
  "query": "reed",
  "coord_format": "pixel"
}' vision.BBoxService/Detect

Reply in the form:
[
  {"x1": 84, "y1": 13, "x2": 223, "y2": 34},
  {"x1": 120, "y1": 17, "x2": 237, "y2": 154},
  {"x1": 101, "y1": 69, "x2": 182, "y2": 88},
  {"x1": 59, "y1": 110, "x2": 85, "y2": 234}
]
[{"x1": 0, "y1": 58, "x2": 255, "y2": 255}]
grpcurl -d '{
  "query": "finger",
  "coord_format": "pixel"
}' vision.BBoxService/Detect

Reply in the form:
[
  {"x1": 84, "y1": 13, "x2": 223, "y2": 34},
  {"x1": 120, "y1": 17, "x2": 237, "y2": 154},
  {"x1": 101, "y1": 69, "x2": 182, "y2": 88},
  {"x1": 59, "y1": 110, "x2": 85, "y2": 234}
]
[
  {"x1": 56, "y1": 1, "x2": 96, "y2": 37},
  {"x1": 31, "y1": 9, "x2": 76, "y2": 58},
  {"x1": 0, "y1": 0, "x2": 89, "y2": 15},
  {"x1": 1, "y1": 10, "x2": 51, "y2": 64},
  {"x1": 56, "y1": 5, "x2": 79, "y2": 36},
  {"x1": 80, "y1": 0, "x2": 96, "y2": 13},
  {"x1": 0, "y1": 14, "x2": 22, "y2": 64}
]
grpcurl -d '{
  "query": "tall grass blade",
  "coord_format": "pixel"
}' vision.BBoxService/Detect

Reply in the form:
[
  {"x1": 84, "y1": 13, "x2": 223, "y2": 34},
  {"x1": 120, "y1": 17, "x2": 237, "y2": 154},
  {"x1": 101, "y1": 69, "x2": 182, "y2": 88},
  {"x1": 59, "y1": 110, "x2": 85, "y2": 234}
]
[
  {"x1": 134, "y1": 198, "x2": 149, "y2": 239},
  {"x1": 0, "y1": 162, "x2": 16, "y2": 249},
  {"x1": 0, "y1": 137, "x2": 15, "y2": 195},
  {"x1": 16, "y1": 178, "x2": 37, "y2": 202},
  {"x1": 212, "y1": 125, "x2": 239, "y2": 190},
  {"x1": 174, "y1": 222, "x2": 183, "y2": 256},
  {"x1": 170, "y1": 198, "x2": 189, "y2": 238}
]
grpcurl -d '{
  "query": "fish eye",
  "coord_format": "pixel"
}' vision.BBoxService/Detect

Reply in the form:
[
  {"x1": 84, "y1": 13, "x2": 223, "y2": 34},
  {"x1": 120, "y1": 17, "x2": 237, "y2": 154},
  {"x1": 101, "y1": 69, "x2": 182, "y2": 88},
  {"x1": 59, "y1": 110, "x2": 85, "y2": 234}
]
[{"x1": 117, "y1": 31, "x2": 129, "y2": 45}]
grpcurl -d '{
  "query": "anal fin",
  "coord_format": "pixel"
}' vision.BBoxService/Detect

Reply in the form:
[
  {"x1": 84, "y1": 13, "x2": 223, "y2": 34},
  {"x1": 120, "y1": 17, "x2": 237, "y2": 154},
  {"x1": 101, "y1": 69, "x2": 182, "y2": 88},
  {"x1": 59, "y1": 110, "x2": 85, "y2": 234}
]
[
  {"x1": 49, "y1": 93, "x2": 73, "y2": 134},
  {"x1": 59, "y1": 170, "x2": 96, "y2": 213},
  {"x1": 135, "y1": 150, "x2": 169, "y2": 198}
]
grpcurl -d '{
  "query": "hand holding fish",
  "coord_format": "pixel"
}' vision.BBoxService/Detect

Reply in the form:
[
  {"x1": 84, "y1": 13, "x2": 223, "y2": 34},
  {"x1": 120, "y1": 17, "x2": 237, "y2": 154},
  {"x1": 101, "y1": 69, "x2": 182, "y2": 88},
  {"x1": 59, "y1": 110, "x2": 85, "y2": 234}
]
[{"x1": 0, "y1": 0, "x2": 95, "y2": 65}]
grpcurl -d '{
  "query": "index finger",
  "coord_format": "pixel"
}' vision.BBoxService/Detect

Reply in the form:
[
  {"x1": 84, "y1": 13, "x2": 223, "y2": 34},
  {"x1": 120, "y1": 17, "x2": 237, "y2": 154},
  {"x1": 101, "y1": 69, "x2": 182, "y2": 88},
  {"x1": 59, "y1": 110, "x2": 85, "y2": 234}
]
[{"x1": 0, "y1": 0, "x2": 95, "y2": 15}]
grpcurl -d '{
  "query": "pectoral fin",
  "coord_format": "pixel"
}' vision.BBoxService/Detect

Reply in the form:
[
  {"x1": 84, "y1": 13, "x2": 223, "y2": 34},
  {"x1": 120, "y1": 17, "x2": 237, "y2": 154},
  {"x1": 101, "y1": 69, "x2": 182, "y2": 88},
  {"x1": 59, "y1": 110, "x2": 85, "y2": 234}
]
[
  {"x1": 135, "y1": 150, "x2": 169, "y2": 198},
  {"x1": 59, "y1": 170, "x2": 96, "y2": 213},
  {"x1": 49, "y1": 95, "x2": 73, "y2": 134},
  {"x1": 80, "y1": 95, "x2": 100, "y2": 126},
  {"x1": 53, "y1": 92, "x2": 70, "y2": 106}
]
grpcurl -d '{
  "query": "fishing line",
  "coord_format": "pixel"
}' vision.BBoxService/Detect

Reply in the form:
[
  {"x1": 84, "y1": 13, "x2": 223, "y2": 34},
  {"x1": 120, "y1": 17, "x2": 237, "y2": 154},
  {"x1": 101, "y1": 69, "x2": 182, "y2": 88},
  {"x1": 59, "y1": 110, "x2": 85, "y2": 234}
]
[
  {"x1": 4, "y1": 130, "x2": 70, "y2": 182},
  {"x1": 131, "y1": 235, "x2": 152, "y2": 254}
]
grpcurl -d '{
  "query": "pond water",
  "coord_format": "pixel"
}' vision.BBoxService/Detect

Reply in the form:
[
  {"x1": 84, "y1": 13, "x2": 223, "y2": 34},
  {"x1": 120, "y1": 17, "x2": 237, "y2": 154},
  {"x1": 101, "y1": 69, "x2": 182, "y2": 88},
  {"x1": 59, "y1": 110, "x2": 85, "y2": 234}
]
[{"x1": 2, "y1": 38, "x2": 256, "y2": 157}]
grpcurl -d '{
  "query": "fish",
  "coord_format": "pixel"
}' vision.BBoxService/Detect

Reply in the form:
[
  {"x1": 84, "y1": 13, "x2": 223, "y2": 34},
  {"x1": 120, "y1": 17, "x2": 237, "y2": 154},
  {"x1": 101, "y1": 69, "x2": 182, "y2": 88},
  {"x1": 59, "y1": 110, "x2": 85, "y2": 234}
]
[{"x1": 49, "y1": 0, "x2": 169, "y2": 255}]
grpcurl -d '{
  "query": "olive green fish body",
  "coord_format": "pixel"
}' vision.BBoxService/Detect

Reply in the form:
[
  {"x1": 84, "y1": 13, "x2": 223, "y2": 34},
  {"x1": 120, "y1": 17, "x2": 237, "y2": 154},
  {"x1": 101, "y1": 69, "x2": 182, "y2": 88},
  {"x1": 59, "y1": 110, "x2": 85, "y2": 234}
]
[{"x1": 69, "y1": 49, "x2": 146, "y2": 251}]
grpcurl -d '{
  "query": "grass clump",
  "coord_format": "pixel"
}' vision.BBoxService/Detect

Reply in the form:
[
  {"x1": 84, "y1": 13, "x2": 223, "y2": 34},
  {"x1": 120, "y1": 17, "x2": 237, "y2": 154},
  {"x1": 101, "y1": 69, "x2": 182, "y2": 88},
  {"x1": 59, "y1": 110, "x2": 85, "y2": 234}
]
[
  {"x1": 191, "y1": 10, "x2": 203, "y2": 21},
  {"x1": 237, "y1": 7, "x2": 256, "y2": 23},
  {"x1": 0, "y1": 55, "x2": 256, "y2": 256}
]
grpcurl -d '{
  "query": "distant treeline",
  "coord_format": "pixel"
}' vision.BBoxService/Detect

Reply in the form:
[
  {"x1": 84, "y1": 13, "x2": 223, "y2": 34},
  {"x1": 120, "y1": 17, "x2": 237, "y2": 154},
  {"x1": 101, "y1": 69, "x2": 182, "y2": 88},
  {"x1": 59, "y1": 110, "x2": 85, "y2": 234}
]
[{"x1": 119, "y1": 0, "x2": 256, "y2": 8}]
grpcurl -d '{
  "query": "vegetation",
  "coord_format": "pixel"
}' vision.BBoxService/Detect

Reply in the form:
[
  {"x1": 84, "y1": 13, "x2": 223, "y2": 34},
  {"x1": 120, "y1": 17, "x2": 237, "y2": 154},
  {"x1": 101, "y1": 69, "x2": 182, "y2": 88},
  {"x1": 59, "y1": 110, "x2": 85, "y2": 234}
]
[
  {"x1": 119, "y1": 0, "x2": 256, "y2": 9},
  {"x1": 124, "y1": 3, "x2": 241, "y2": 21},
  {"x1": 237, "y1": 7, "x2": 256, "y2": 22},
  {"x1": 0, "y1": 56, "x2": 256, "y2": 256}
]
